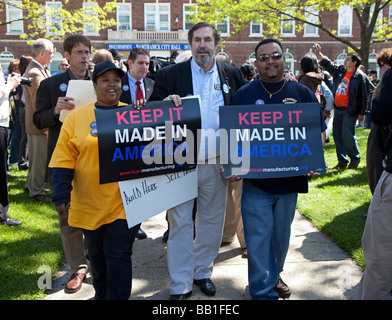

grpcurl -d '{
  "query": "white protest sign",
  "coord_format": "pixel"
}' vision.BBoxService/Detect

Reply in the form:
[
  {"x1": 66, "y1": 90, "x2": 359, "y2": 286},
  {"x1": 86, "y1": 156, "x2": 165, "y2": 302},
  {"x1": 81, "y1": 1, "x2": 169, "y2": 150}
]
[{"x1": 118, "y1": 168, "x2": 197, "y2": 228}]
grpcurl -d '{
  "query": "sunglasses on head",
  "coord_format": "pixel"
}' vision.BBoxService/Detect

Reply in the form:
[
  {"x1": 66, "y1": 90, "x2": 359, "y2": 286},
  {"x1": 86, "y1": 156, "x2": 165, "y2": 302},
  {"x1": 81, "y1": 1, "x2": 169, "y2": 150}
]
[{"x1": 257, "y1": 52, "x2": 283, "y2": 62}]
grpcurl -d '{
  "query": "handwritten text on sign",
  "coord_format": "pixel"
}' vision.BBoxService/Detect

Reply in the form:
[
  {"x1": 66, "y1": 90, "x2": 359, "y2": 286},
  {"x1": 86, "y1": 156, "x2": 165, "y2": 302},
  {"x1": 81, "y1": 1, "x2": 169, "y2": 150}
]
[{"x1": 119, "y1": 168, "x2": 197, "y2": 228}]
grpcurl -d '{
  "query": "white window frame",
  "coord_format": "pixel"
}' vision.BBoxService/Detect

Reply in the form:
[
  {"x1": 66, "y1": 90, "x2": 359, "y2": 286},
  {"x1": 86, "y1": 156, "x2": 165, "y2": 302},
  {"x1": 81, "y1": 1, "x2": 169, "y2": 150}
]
[
  {"x1": 117, "y1": 3, "x2": 132, "y2": 31},
  {"x1": 0, "y1": 51, "x2": 15, "y2": 71},
  {"x1": 183, "y1": 3, "x2": 197, "y2": 31},
  {"x1": 281, "y1": 11, "x2": 295, "y2": 37},
  {"x1": 6, "y1": 1, "x2": 23, "y2": 35},
  {"x1": 83, "y1": 2, "x2": 100, "y2": 36},
  {"x1": 368, "y1": 52, "x2": 378, "y2": 75},
  {"x1": 370, "y1": 5, "x2": 383, "y2": 35},
  {"x1": 217, "y1": 18, "x2": 230, "y2": 37},
  {"x1": 304, "y1": 5, "x2": 319, "y2": 37},
  {"x1": 389, "y1": 5, "x2": 392, "y2": 25},
  {"x1": 283, "y1": 52, "x2": 294, "y2": 73},
  {"x1": 336, "y1": 52, "x2": 347, "y2": 66},
  {"x1": 144, "y1": 3, "x2": 170, "y2": 32},
  {"x1": 248, "y1": 52, "x2": 256, "y2": 64},
  {"x1": 46, "y1": 1, "x2": 63, "y2": 35},
  {"x1": 338, "y1": 5, "x2": 353, "y2": 37},
  {"x1": 250, "y1": 21, "x2": 262, "y2": 37}
]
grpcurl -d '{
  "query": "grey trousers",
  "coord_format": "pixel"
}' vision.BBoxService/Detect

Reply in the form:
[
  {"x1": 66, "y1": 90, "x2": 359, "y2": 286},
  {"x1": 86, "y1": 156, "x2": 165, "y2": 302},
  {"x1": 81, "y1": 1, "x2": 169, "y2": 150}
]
[{"x1": 357, "y1": 171, "x2": 392, "y2": 299}]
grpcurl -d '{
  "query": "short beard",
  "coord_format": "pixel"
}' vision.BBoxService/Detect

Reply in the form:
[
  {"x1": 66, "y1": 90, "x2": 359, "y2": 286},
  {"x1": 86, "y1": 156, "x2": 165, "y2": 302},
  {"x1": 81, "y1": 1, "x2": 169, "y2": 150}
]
[{"x1": 195, "y1": 53, "x2": 214, "y2": 69}]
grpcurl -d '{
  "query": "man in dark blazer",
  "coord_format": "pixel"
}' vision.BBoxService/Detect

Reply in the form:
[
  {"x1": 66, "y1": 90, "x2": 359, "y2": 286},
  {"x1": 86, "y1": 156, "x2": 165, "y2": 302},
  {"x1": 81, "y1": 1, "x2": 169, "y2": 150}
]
[
  {"x1": 149, "y1": 22, "x2": 245, "y2": 300},
  {"x1": 120, "y1": 47, "x2": 154, "y2": 105},
  {"x1": 33, "y1": 34, "x2": 92, "y2": 295}
]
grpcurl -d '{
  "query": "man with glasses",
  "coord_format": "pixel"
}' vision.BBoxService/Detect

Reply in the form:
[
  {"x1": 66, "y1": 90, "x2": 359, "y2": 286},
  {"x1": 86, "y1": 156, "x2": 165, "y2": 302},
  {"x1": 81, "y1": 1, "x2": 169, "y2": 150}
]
[
  {"x1": 52, "y1": 58, "x2": 69, "y2": 76},
  {"x1": 34, "y1": 34, "x2": 92, "y2": 294},
  {"x1": 229, "y1": 38, "x2": 326, "y2": 300}
]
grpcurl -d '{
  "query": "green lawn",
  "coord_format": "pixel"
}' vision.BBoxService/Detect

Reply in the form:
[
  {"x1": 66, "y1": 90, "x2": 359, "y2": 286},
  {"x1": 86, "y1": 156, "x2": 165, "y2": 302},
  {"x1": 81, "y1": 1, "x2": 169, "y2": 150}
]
[
  {"x1": 298, "y1": 127, "x2": 372, "y2": 269},
  {"x1": 0, "y1": 127, "x2": 371, "y2": 299},
  {"x1": 0, "y1": 169, "x2": 63, "y2": 300}
]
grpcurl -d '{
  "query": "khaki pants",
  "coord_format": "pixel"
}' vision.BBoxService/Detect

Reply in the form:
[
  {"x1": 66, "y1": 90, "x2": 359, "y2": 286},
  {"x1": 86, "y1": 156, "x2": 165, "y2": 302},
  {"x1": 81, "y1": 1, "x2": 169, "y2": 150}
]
[
  {"x1": 26, "y1": 134, "x2": 47, "y2": 197},
  {"x1": 223, "y1": 179, "x2": 245, "y2": 248},
  {"x1": 167, "y1": 162, "x2": 227, "y2": 294}
]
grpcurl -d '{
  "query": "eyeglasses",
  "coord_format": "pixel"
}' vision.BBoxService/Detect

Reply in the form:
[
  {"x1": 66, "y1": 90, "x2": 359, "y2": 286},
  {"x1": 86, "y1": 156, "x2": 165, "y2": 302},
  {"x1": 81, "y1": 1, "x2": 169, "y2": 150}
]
[
  {"x1": 72, "y1": 50, "x2": 91, "y2": 56},
  {"x1": 257, "y1": 52, "x2": 283, "y2": 62}
]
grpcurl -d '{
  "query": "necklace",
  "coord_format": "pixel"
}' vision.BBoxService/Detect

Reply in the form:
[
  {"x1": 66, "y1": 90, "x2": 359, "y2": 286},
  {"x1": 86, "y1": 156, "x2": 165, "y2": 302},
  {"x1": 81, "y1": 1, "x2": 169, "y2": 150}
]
[{"x1": 259, "y1": 79, "x2": 286, "y2": 99}]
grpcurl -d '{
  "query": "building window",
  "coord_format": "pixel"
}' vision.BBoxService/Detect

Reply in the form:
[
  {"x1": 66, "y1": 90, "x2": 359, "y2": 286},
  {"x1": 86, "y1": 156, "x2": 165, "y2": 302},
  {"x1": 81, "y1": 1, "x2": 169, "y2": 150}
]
[
  {"x1": 336, "y1": 52, "x2": 347, "y2": 65},
  {"x1": 83, "y1": 2, "x2": 99, "y2": 35},
  {"x1": 6, "y1": 1, "x2": 23, "y2": 34},
  {"x1": 283, "y1": 52, "x2": 294, "y2": 73},
  {"x1": 248, "y1": 52, "x2": 256, "y2": 64},
  {"x1": 281, "y1": 11, "x2": 295, "y2": 37},
  {"x1": 304, "y1": 6, "x2": 319, "y2": 37},
  {"x1": 370, "y1": 5, "x2": 383, "y2": 35},
  {"x1": 46, "y1": 2, "x2": 63, "y2": 35},
  {"x1": 117, "y1": 3, "x2": 132, "y2": 31},
  {"x1": 183, "y1": 4, "x2": 196, "y2": 31},
  {"x1": 250, "y1": 21, "x2": 262, "y2": 37},
  {"x1": 338, "y1": 5, "x2": 353, "y2": 36},
  {"x1": 0, "y1": 51, "x2": 15, "y2": 71},
  {"x1": 50, "y1": 51, "x2": 63, "y2": 74},
  {"x1": 217, "y1": 18, "x2": 230, "y2": 37},
  {"x1": 145, "y1": 3, "x2": 170, "y2": 31},
  {"x1": 389, "y1": 5, "x2": 392, "y2": 24},
  {"x1": 368, "y1": 52, "x2": 378, "y2": 74}
]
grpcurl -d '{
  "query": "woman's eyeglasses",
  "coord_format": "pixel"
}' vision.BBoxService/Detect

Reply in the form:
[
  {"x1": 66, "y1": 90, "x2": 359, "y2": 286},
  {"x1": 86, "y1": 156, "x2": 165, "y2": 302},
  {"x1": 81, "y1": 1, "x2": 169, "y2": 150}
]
[{"x1": 257, "y1": 52, "x2": 283, "y2": 62}]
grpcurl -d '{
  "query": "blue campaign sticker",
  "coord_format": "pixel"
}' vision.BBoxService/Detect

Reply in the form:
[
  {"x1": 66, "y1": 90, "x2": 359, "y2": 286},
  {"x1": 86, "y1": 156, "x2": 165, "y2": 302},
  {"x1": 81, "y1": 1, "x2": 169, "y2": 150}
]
[
  {"x1": 122, "y1": 84, "x2": 129, "y2": 92},
  {"x1": 255, "y1": 99, "x2": 265, "y2": 105},
  {"x1": 59, "y1": 83, "x2": 68, "y2": 92},
  {"x1": 90, "y1": 128, "x2": 97, "y2": 136},
  {"x1": 90, "y1": 121, "x2": 97, "y2": 129}
]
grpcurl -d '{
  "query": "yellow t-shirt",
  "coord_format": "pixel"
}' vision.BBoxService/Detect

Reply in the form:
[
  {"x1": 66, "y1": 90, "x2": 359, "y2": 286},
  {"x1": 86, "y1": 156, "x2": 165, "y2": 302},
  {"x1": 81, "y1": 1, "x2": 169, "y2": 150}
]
[{"x1": 49, "y1": 102, "x2": 127, "y2": 230}]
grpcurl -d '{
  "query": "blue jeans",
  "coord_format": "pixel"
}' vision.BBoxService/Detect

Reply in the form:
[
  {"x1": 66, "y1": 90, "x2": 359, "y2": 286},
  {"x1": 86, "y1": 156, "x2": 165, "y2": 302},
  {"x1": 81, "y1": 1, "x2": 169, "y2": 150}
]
[
  {"x1": 83, "y1": 219, "x2": 140, "y2": 300},
  {"x1": 332, "y1": 109, "x2": 360, "y2": 164},
  {"x1": 241, "y1": 180, "x2": 297, "y2": 300}
]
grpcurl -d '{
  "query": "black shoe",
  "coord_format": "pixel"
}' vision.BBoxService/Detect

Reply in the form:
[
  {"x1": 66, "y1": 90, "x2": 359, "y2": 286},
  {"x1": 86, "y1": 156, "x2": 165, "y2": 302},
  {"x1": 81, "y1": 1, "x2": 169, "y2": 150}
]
[
  {"x1": 135, "y1": 228, "x2": 147, "y2": 240},
  {"x1": 169, "y1": 291, "x2": 192, "y2": 300},
  {"x1": 33, "y1": 195, "x2": 52, "y2": 203},
  {"x1": 193, "y1": 278, "x2": 216, "y2": 296},
  {"x1": 1, "y1": 218, "x2": 22, "y2": 226}
]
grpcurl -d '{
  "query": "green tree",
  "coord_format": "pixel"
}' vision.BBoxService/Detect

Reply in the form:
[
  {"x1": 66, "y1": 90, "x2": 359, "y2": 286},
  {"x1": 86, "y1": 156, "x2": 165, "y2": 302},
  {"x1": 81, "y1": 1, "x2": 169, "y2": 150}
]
[
  {"x1": 0, "y1": 0, "x2": 118, "y2": 41},
  {"x1": 194, "y1": 0, "x2": 392, "y2": 69}
]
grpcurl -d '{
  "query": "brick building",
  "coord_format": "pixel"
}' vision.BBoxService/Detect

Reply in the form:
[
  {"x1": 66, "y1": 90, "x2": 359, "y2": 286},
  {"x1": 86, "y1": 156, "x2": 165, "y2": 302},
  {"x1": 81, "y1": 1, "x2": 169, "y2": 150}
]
[{"x1": 0, "y1": 0, "x2": 389, "y2": 76}]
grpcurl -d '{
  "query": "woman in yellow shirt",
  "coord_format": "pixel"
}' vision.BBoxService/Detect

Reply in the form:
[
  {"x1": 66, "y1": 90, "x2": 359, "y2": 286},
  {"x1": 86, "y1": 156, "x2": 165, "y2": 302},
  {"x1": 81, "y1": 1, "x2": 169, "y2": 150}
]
[{"x1": 50, "y1": 61, "x2": 140, "y2": 300}]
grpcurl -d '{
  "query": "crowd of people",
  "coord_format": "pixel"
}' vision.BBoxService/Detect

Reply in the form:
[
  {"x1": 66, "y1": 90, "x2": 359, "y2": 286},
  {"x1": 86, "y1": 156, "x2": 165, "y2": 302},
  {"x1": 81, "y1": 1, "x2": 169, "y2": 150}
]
[{"x1": 1, "y1": 21, "x2": 391, "y2": 300}]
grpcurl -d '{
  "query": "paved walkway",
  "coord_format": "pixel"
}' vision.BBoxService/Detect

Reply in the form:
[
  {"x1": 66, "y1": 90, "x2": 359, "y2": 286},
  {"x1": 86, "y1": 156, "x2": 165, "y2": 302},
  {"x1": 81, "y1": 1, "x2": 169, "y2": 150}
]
[{"x1": 44, "y1": 211, "x2": 363, "y2": 300}]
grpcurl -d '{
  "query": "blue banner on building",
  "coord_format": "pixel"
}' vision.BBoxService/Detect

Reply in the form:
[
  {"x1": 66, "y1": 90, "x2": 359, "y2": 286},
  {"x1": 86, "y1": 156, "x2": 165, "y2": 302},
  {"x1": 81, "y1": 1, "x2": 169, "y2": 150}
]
[{"x1": 108, "y1": 43, "x2": 190, "y2": 51}]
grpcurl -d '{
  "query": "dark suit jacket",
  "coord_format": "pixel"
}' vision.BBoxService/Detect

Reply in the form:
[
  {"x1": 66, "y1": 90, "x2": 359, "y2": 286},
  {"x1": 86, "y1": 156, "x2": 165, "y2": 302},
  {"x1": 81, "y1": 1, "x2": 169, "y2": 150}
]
[
  {"x1": 34, "y1": 70, "x2": 87, "y2": 161},
  {"x1": 149, "y1": 59, "x2": 246, "y2": 105},
  {"x1": 119, "y1": 74, "x2": 154, "y2": 104}
]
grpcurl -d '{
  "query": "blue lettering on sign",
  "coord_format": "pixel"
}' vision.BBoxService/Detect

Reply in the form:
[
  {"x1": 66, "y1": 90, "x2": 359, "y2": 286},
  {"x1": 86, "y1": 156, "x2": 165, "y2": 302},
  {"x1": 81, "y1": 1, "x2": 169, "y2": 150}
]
[
  {"x1": 234, "y1": 143, "x2": 312, "y2": 157},
  {"x1": 112, "y1": 142, "x2": 190, "y2": 161}
]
